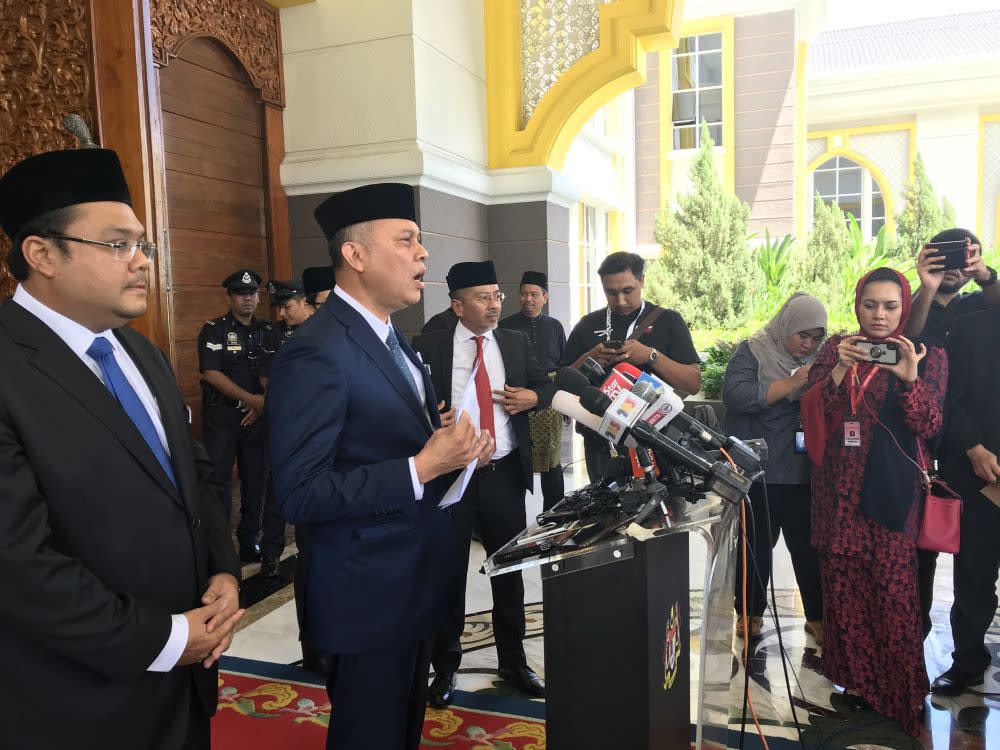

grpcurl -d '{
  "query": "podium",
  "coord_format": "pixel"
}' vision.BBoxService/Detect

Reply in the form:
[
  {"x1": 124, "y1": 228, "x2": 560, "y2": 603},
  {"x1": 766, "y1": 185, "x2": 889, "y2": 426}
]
[{"x1": 485, "y1": 492, "x2": 739, "y2": 750}]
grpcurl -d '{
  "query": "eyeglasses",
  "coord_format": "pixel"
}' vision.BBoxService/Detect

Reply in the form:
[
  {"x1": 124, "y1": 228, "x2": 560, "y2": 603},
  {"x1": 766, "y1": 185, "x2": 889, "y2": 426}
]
[
  {"x1": 472, "y1": 292, "x2": 505, "y2": 304},
  {"x1": 43, "y1": 234, "x2": 157, "y2": 262}
]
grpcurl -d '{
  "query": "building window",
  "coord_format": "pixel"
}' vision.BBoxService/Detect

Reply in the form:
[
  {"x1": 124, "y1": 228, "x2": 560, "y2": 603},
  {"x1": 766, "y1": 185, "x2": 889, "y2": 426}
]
[
  {"x1": 579, "y1": 204, "x2": 610, "y2": 316},
  {"x1": 811, "y1": 155, "x2": 886, "y2": 240},
  {"x1": 671, "y1": 33, "x2": 723, "y2": 149}
]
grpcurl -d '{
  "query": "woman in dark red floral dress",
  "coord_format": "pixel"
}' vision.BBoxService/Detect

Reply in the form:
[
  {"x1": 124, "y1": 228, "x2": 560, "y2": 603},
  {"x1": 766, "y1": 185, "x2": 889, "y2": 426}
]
[{"x1": 801, "y1": 268, "x2": 947, "y2": 736}]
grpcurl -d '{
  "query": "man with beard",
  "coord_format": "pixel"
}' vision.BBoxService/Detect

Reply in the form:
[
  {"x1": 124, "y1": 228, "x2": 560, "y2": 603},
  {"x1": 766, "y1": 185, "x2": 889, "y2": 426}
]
[
  {"x1": 500, "y1": 271, "x2": 567, "y2": 510},
  {"x1": 561, "y1": 251, "x2": 701, "y2": 480},
  {"x1": 905, "y1": 228, "x2": 999, "y2": 345},
  {"x1": 904, "y1": 228, "x2": 999, "y2": 640},
  {"x1": 198, "y1": 270, "x2": 271, "y2": 562}
]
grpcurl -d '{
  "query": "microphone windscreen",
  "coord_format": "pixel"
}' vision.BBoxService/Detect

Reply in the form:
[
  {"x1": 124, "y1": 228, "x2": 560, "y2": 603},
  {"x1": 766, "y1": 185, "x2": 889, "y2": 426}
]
[
  {"x1": 553, "y1": 366, "x2": 590, "y2": 396},
  {"x1": 579, "y1": 357, "x2": 606, "y2": 386},
  {"x1": 579, "y1": 386, "x2": 612, "y2": 417},
  {"x1": 613, "y1": 362, "x2": 642, "y2": 381}
]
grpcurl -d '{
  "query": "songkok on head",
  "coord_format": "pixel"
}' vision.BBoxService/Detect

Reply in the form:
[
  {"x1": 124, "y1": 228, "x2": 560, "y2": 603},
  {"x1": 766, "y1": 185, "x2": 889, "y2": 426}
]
[
  {"x1": 313, "y1": 183, "x2": 417, "y2": 241},
  {"x1": 0, "y1": 149, "x2": 132, "y2": 242},
  {"x1": 302, "y1": 266, "x2": 334, "y2": 296},
  {"x1": 267, "y1": 279, "x2": 300, "y2": 303},
  {"x1": 447, "y1": 260, "x2": 498, "y2": 293},
  {"x1": 520, "y1": 271, "x2": 547, "y2": 290},
  {"x1": 223, "y1": 269, "x2": 262, "y2": 293}
]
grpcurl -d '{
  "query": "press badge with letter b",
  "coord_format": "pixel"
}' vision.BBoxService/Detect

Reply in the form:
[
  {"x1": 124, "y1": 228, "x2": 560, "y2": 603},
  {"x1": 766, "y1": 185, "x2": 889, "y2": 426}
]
[{"x1": 844, "y1": 421, "x2": 861, "y2": 447}]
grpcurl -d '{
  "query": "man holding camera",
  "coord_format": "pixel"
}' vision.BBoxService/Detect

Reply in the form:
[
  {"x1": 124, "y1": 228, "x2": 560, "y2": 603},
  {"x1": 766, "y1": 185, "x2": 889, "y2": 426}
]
[
  {"x1": 904, "y1": 228, "x2": 1000, "y2": 641},
  {"x1": 562, "y1": 251, "x2": 700, "y2": 480},
  {"x1": 905, "y1": 228, "x2": 999, "y2": 345}
]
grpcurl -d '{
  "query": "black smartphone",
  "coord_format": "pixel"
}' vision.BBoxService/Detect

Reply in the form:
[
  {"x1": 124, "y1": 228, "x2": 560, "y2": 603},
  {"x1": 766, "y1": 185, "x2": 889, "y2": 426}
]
[
  {"x1": 927, "y1": 239, "x2": 969, "y2": 271},
  {"x1": 607, "y1": 339, "x2": 624, "y2": 350}
]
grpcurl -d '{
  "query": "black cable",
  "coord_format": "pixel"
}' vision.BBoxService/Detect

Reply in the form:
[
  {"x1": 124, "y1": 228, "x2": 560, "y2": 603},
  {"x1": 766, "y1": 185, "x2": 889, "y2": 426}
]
[{"x1": 760, "y1": 480, "x2": 807, "y2": 750}]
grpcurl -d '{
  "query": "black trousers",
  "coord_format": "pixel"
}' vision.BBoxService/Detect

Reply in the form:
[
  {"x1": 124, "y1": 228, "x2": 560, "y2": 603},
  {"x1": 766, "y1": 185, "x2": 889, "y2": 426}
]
[
  {"x1": 202, "y1": 403, "x2": 266, "y2": 549},
  {"x1": 432, "y1": 453, "x2": 527, "y2": 675},
  {"x1": 259, "y1": 475, "x2": 286, "y2": 561},
  {"x1": 583, "y1": 434, "x2": 612, "y2": 483},
  {"x1": 325, "y1": 640, "x2": 431, "y2": 750},
  {"x1": 735, "y1": 482, "x2": 823, "y2": 622},
  {"x1": 949, "y1": 488, "x2": 1000, "y2": 675},
  {"x1": 540, "y1": 465, "x2": 565, "y2": 512}
]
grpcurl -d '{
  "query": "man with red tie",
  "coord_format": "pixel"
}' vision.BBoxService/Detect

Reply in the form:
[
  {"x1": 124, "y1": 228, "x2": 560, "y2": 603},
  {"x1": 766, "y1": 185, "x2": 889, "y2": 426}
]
[{"x1": 412, "y1": 260, "x2": 554, "y2": 707}]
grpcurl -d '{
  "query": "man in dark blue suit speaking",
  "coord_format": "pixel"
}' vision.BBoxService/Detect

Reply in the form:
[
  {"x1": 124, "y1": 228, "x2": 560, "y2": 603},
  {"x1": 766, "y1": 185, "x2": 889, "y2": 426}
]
[{"x1": 267, "y1": 183, "x2": 495, "y2": 750}]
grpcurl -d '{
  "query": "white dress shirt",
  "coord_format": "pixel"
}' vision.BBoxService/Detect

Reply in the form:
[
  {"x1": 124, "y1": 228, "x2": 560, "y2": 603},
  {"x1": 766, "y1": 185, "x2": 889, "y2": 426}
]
[
  {"x1": 333, "y1": 286, "x2": 427, "y2": 500},
  {"x1": 12, "y1": 285, "x2": 187, "y2": 672},
  {"x1": 450, "y1": 322, "x2": 515, "y2": 460}
]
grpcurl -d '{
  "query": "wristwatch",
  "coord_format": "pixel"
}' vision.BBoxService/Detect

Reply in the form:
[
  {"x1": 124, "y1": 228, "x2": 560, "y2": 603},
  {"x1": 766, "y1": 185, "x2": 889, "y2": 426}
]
[
  {"x1": 976, "y1": 266, "x2": 997, "y2": 288},
  {"x1": 648, "y1": 348, "x2": 659, "y2": 364}
]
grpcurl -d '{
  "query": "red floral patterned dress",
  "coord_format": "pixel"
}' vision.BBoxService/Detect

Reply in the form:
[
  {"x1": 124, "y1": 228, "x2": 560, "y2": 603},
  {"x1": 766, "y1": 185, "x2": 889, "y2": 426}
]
[{"x1": 806, "y1": 334, "x2": 947, "y2": 736}]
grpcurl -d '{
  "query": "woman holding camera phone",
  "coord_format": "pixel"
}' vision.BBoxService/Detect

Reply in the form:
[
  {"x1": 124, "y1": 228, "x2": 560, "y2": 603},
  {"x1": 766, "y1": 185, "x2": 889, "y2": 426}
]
[
  {"x1": 721, "y1": 293, "x2": 827, "y2": 643},
  {"x1": 801, "y1": 267, "x2": 947, "y2": 736}
]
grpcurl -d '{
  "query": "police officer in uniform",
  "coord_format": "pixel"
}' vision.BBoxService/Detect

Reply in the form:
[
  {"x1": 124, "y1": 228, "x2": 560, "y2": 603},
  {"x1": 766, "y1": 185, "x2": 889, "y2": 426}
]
[
  {"x1": 198, "y1": 270, "x2": 271, "y2": 562},
  {"x1": 258, "y1": 279, "x2": 312, "y2": 577}
]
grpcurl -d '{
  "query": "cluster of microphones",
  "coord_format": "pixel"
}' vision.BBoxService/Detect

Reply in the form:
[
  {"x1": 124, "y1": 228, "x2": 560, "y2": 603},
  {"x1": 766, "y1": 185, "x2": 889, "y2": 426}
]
[{"x1": 550, "y1": 358, "x2": 765, "y2": 504}]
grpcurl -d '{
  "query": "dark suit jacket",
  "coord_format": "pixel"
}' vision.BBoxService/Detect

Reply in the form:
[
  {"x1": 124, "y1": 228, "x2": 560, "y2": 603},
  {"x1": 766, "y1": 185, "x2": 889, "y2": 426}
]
[
  {"x1": 940, "y1": 306, "x2": 1000, "y2": 494},
  {"x1": 411, "y1": 326, "x2": 556, "y2": 493},
  {"x1": 0, "y1": 298, "x2": 239, "y2": 749},
  {"x1": 267, "y1": 293, "x2": 455, "y2": 655}
]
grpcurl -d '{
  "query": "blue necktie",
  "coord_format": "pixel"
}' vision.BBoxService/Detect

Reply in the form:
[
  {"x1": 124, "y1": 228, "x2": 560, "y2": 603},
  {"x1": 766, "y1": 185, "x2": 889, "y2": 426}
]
[
  {"x1": 87, "y1": 337, "x2": 178, "y2": 488},
  {"x1": 385, "y1": 328, "x2": 420, "y2": 400}
]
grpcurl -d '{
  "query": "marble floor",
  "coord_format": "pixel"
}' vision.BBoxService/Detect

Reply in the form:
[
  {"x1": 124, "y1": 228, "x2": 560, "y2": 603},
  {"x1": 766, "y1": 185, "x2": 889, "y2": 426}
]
[{"x1": 229, "y1": 434, "x2": 1000, "y2": 749}]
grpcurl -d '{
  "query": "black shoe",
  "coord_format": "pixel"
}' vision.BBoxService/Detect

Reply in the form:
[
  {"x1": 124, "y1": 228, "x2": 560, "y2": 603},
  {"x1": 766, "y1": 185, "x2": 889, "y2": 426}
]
[
  {"x1": 931, "y1": 666, "x2": 984, "y2": 696},
  {"x1": 239, "y1": 544, "x2": 262, "y2": 563},
  {"x1": 301, "y1": 645, "x2": 329, "y2": 676},
  {"x1": 428, "y1": 671, "x2": 457, "y2": 709},
  {"x1": 498, "y1": 665, "x2": 545, "y2": 698},
  {"x1": 261, "y1": 558, "x2": 280, "y2": 578}
]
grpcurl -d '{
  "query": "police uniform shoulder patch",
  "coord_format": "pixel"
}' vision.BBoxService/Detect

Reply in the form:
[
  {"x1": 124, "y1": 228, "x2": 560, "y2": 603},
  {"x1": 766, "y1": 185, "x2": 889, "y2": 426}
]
[
  {"x1": 204, "y1": 319, "x2": 216, "y2": 326},
  {"x1": 205, "y1": 342, "x2": 222, "y2": 351}
]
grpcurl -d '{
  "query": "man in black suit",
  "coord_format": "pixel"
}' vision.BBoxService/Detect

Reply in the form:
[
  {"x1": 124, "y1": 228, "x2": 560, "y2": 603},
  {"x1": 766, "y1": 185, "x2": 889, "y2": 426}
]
[
  {"x1": 413, "y1": 260, "x2": 554, "y2": 707},
  {"x1": 931, "y1": 306, "x2": 1000, "y2": 696},
  {"x1": 0, "y1": 148, "x2": 243, "y2": 749}
]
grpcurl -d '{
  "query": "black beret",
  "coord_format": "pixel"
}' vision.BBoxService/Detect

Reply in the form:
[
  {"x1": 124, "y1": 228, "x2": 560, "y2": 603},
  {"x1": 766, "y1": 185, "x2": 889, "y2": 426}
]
[
  {"x1": 223, "y1": 269, "x2": 262, "y2": 293},
  {"x1": 302, "y1": 266, "x2": 334, "y2": 296},
  {"x1": 447, "y1": 260, "x2": 498, "y2": 293},
  {"x1": 520, "y1": 271, "x2": 548, "y2": 290},
  {"x1": 0, "y1": 149, "x2": 132, "y2": 242},
  {"x1": 313, "y1": 183, "x2": 417, "y2": 241},
  {"x1": 267, "y1": 279, "x2": 301, "y2": 303}
]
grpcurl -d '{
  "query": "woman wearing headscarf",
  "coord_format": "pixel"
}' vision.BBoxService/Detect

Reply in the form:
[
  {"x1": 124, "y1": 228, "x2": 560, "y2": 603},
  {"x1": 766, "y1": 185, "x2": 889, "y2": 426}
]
[
  {"x1": 723, "y1": 293, "x2": 827, "y2": 642},
  {"x1": 801, "y1": 268, "x2": 947, "y2": 736}
]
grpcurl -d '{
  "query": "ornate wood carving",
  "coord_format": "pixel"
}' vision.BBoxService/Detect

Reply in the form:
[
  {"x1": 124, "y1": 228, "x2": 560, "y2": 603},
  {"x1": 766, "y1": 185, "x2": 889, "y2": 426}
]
[
  {"x1": 0, "y1": 0, "x2": 96, "y2": 298},
  {"x1": 150, "y1": 0, "x2": 284, "y2": 106}
]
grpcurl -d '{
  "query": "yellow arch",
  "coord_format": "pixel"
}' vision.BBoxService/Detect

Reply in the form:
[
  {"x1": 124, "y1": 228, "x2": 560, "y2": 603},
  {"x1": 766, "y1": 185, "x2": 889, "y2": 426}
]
[
  {"x1": 807, "y1": 149, "x2": 896, "y2": 236},
  {"x1": 485, "y1": 0, "x2": 684, "y2": 169}
]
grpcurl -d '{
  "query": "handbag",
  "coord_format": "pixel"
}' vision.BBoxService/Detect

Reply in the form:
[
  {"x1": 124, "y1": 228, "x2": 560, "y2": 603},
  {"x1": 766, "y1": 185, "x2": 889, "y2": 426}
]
[{"x1": 915, "y1": 440, "x2": 963, "y2": 554}]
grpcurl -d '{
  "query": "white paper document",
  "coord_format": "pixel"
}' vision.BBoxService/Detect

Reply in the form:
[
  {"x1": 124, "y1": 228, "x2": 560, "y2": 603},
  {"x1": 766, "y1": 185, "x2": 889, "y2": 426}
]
[{"x1": 438, "y1": 361, "x2": 481, "y2": 509}]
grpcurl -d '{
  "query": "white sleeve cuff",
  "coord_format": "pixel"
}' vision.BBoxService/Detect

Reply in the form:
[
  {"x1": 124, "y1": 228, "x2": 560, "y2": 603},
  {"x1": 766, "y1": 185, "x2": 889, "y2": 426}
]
[
  {"x1": 408, "y1": 457, "x2": 425, "y2": 501},
  {"x1": 147, "y1": 613, "x2": 189, "y2": 672}
]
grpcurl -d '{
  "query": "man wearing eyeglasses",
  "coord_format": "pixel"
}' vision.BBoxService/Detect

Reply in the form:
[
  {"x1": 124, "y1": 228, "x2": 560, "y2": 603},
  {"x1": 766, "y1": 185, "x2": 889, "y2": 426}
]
[
  {"x1": 197, "y1": 269, "x2": 271, "y2": 563},
  {"x1": 0, "y1": 148, "x2": 243, "y2": 748},
  {"x1": 412, "y1": 260, "x2": 554, "y2": 706},
  {"x1": 302, "y1": 265, "x2": 334, "y2": 310}
]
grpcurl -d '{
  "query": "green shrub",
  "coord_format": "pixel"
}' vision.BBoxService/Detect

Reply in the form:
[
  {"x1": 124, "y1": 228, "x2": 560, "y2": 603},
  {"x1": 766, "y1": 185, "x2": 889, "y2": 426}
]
[
  {"x1": 893, "y1": 152, "x2": 956, "y2": 258},
  {"x1": 699, "y1": 339, "x2": 738, "y2": 400},
  {"x1": 648, "y1": 122, "x2": 760, "y2": 329}
]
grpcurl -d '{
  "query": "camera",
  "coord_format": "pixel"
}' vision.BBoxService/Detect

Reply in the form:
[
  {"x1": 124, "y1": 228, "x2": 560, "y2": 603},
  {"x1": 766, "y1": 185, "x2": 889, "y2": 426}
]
[
  {"x1": 927, "y1": 239, "x2": 970, "y2": 271},
  {"x1": 856, "y1": 340, "x2": 900, "y2": 365}
]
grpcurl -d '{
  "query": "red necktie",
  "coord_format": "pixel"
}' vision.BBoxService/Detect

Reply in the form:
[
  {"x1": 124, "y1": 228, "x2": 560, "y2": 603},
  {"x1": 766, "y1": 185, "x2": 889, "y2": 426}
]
[{"x1": 473, "y1": 335, "x2": 495, "y2": 438}]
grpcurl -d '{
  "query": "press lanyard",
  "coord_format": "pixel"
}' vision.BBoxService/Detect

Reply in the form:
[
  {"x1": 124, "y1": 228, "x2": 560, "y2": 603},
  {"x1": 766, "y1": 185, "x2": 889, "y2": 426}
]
[
  {"x1": 599, "y1": 300, "x2": 646, "y2": 341},
  {"x1": 848, "y1": 365, "x2": 879, "y2": 417}
]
